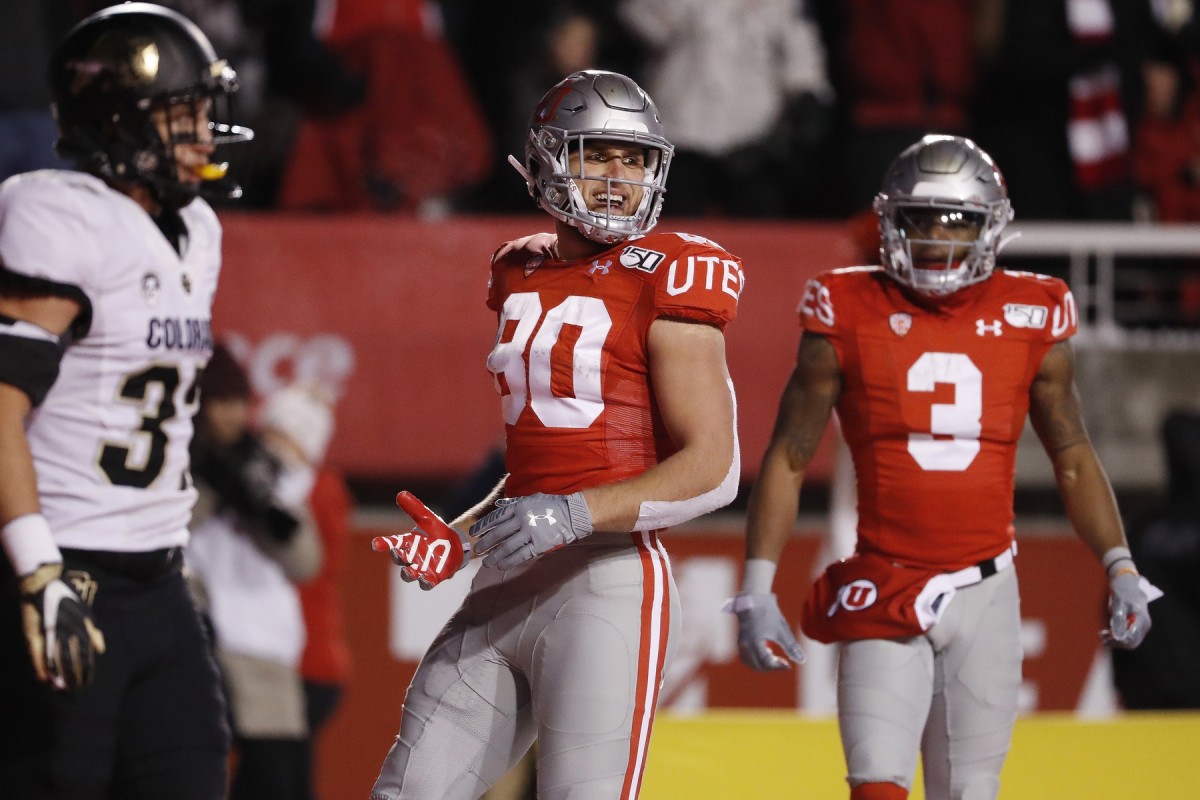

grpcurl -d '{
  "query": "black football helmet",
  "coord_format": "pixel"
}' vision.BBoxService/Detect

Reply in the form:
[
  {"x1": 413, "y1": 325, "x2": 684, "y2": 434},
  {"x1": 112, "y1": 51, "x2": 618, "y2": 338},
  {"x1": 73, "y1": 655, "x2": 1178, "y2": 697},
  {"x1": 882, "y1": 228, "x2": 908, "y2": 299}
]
[{"x1": 51, "y1": 2, "x2": 253, "y2": 207}]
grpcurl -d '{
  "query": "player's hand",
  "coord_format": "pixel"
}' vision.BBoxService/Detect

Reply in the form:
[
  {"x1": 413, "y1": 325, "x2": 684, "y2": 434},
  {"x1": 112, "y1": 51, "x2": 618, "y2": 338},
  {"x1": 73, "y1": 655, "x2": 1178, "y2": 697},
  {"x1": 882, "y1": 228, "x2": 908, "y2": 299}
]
[
  {"x1": 1102, "y1": 570, "x2": 1155, "y2": 650},
  {"x1": 728, "y1": 592, "x2": 805, "y2": 671},
  {"x1": 371, "y1": 492, "x2": 471, "y2": 590},
  {"x1": 492, "y1": 232, "x2": 559, "y2": 263},
  {"x1": 469, "y1": 493, "x2": 593, "y2": 570},
  {"x1": 18, "y1": 563, "x2": 106, "y2": 691}
]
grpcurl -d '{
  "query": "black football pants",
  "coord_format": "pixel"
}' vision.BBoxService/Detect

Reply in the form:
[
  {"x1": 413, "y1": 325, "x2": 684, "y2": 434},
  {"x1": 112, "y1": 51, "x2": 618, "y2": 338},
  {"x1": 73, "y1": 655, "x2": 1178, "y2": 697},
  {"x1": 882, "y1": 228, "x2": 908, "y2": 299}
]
[{"x1": 0, "y1": 546, "x2": 231, "y2": 799}]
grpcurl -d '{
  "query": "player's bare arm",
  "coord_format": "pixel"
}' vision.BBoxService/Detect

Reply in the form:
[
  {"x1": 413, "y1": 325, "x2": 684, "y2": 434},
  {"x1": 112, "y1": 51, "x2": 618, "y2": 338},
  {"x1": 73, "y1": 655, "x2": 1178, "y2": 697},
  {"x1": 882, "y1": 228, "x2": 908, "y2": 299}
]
[
  {"x1": 732, "y1": 331, "x2": 840, "y2": 672},
  {"x1": 1031, "y1": 338, "x2": 1153, "y2": 649},
  {"x1": 580, "y1": 317, "x2": 736, "y2": 532},
  {"x1": 0, "y1": 289, "x2": 104, "y2": 690},
  {"x1": 1029, "y1": 339, "x2": 1127, "y2": 559},
  {"x1": 745, "y1": 332, "x2": 842, "y2": 564}
]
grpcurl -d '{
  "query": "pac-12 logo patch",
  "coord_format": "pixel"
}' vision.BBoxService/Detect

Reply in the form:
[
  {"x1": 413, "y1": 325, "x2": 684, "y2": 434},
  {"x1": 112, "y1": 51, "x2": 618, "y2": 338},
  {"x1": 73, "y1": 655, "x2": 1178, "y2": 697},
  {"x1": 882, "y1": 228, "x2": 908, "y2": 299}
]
[
  {"x1": 141, "y1": 271, "x2": 162, "y2": 307},
  {"x1": 889, "y1": 312, "x2": 912, "y2": 337},
  {"x1": 619, "y1": 245, "x2": 666, "y2": 273},
  {"x1": 1003, "y1": 303, "x2": 1048, "y2": 329},
  {"x1": 829, "y1": 579, "x2": 879, "y2": 616}
]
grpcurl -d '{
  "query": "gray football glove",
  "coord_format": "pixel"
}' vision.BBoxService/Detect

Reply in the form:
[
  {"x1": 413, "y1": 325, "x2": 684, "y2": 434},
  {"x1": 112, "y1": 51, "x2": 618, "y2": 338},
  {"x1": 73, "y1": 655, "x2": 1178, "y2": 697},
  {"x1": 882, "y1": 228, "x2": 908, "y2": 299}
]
[
  {"x1": 470, "y1": 493, "x2": 593, "y2": 570},
  {"x1": 1102, "y1": 570, "x2": 1153, "y2": 650},
  {"x1": 730, "y1": 592, "x2": 806, "y2": 671},
  {"x1": 19, "y1": 563, "x2": 106, "y2": 690}
]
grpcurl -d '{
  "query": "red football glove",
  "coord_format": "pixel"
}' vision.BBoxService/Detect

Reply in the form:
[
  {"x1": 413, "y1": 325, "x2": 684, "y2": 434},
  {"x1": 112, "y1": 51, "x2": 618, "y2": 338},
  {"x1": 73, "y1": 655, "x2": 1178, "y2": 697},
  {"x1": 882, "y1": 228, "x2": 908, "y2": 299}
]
[{"x1": 371, "y1": 491, "x2": 471, "y2": 590}]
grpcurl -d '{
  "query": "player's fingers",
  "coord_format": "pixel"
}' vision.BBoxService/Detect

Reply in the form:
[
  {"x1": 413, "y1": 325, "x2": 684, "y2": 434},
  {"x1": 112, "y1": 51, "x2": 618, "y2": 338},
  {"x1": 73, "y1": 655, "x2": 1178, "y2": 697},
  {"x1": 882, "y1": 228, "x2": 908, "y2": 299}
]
[
  {"x1": 471, "y1": 515, "x2": 519, "y2": 553},
  {"x1": 86, "y1": 618, "x2": 106, "y2": 654},
  {"x1": 481, "y1": 534, "x2": 530, "y2": 569},
  {"x1": 776, "y1": 633, "x2": 806, "y2": 665},
  {"x1": 469, "y1": 504, "x2": 515, "y2": 540},
  {"x1": 371, "y1": 535, "x2": 396, "y2": 553},
  {"x1": 396, "y1": 491, "x2": 441, "y2": 530}
]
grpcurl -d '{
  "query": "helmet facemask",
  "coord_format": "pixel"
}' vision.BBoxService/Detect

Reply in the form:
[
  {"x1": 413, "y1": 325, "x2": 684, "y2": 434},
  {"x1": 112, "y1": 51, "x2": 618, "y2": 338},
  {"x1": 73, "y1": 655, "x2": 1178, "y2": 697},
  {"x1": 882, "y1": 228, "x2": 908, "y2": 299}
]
[
  {"x1": 877, "y1": 200, "x2": 1008, "y2": 295},
  {"x1": 527, "y1": 129, "x2": 670, "y2": 244},
  {"x1": 134, "y1": 63, "x2": 252, "y2": 207}
]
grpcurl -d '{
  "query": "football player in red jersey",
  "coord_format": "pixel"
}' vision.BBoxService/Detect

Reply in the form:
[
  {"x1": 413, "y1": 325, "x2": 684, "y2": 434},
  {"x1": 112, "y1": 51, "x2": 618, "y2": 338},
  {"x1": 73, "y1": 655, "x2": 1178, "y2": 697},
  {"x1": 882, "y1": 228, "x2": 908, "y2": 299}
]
[
  {"x1": 732, "y1": 135, "x2": 1157, "y2": 800},
  {"x1": 369, "y1": 70, "x2": 744, "y2": 800}
]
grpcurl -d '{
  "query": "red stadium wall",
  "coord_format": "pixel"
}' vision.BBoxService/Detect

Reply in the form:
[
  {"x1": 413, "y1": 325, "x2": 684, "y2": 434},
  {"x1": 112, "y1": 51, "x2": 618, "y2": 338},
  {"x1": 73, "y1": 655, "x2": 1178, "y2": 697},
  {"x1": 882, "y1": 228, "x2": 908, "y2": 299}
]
[{"x1": 214, "y1": 214, "x2": 861, "y2": 483}]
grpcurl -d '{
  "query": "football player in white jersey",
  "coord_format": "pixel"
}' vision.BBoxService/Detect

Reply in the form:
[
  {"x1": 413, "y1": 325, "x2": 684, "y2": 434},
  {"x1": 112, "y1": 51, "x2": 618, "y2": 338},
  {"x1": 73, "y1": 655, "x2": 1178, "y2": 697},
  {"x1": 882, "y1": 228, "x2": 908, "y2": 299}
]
[{"x1": 0, "y1": 4, "x2": 252, "y2": 798}]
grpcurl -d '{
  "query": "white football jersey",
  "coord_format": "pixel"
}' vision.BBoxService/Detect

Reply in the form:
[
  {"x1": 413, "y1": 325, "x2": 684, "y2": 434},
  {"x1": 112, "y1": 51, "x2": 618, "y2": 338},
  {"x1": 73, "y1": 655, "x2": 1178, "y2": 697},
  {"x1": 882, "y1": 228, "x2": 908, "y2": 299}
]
[{"x1": 0, "y1": 170, "x2": 221, "y2": 552}]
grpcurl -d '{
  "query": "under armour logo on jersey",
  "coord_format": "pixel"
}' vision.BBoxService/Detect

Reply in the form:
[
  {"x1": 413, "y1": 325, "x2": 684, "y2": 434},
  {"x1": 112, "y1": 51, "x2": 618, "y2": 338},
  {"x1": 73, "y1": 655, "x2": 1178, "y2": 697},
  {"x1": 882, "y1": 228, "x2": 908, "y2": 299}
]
[
  {"x1": 976, "y1": 319, "x2": 1003, "y2": 337},
  {"x1": 828, "y1": 579, "x2": 878, "y2": 616},
  {"x1": 589, "y1": 259, "x2": 611, "y2": 276},
  {"x1": 526, "y1": 509, "x2": 559, "y2": 527}
]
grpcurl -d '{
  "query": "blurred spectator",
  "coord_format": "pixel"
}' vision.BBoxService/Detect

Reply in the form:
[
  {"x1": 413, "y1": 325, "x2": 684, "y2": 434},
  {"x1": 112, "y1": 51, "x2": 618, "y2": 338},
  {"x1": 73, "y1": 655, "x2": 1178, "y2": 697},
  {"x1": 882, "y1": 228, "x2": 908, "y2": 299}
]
[
  {"x1": 0, "y1": 3, "x2": 71, "y2": 181},
  {"x1": 186, "y1": 348, "x2": 325, "y2": 800},
  {"x1": 277, "y1": 0, "x2": 492, "y2": 214},
  {"x1": 1112, "y1": 410, "x2": 1200, "y2": 709},
  {"x1": 443, "y1": 0, "x2": 641, "y2": 213},
  {"x1": 971, "y1": 0, "x2": 1158, "y2": 220},
  {"x1": 619, "y1": 0, "x2": 834, "y2": 219},
  {"x1": 151, "y1": 0, "x2": 364, "y2": 207},
  {"x1": 291, "y1": 423, "x2": 355, "y2": 797},
  {"x1": 1134, "y1": 57, "x2": 1200, "y2": 221},
  {"x1": 828, "y1": 0, "x2": 975, "y2": 215},
  {"x1": 471, "y1": 6, "x2": 606, "y2": 212}
]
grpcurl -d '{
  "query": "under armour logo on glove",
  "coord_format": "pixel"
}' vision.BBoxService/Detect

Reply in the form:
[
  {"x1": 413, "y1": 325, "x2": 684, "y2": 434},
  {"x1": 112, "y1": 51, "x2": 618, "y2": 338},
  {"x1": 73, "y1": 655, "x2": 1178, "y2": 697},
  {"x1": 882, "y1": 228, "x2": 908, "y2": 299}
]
[
  {"x1": 526, "y1": 509, "x2": 558, "y2": 527},
  {"x1": 371, "y1": 492, "x2": 471, "y2": 590},
  {"x1": 470, "y1": 492, "x2": 593, "y2": 570}
]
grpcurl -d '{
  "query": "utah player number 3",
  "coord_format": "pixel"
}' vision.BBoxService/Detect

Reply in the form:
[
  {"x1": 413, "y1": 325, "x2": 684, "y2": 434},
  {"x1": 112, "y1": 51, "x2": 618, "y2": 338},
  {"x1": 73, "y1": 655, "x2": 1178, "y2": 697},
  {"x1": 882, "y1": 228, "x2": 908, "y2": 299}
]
[{"x1": 907, "y1": 351, "x2": 982, "y2": 472}]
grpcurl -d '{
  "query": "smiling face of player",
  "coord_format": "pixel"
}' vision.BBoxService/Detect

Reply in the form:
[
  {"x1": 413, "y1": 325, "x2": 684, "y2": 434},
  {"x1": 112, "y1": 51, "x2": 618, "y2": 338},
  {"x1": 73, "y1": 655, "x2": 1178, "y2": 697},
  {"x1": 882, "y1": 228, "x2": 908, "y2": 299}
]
[{"x1": 567, "y1": 141, "x2": 648, "y2": 221}]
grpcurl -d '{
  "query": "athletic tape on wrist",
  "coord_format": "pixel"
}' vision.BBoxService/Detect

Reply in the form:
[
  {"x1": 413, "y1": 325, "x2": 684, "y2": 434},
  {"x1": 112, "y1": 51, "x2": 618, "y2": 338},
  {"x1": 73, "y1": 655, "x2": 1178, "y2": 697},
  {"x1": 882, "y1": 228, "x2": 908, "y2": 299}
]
[
  {"x1": 1, "y1": 513, "x2": 62, "y2": 576},
  {"x1": 1102, "y1": 546, "x2": 1136, "y2": 575},
  {"x1": 741, "y1": 558, "x2": 778, "y2": 595}
]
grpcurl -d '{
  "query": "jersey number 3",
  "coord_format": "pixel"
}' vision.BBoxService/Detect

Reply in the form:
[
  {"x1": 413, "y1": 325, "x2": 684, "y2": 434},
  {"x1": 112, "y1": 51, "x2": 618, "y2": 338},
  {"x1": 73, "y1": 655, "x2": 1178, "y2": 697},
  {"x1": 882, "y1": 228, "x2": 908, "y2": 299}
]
[
  {"x1": 907, "y1": 352, "x2": 982, "y2": 471},
  {"x1": 487, "y1": 292, "x2": 611, "y2": 429}
]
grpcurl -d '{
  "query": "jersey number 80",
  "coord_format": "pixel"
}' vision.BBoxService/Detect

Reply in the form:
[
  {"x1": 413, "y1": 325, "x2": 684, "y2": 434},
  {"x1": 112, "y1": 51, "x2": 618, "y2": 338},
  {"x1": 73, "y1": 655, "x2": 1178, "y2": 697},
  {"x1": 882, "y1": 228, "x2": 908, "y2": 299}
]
[{"x1": 487, "y1": 292, "x2": 612, "y2": 430}]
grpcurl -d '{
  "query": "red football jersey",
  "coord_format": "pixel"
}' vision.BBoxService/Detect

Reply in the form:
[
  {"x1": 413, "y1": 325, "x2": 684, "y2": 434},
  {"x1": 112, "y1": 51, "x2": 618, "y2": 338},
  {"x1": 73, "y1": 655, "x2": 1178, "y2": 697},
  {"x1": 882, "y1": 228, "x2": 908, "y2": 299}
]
[
  {"x1": 487, "y1": 231, "x2": 745, "y2": 497},
  {"x1": 799, "y1": 267, "x2": 1078, "y2": 570}
]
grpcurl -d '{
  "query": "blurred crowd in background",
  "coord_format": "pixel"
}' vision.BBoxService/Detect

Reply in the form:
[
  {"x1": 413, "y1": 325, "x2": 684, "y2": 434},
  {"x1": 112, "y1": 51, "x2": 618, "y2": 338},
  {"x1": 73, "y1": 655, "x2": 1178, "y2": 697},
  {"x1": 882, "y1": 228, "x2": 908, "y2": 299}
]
[{"x1": 4, "y1": 0, "x2": 1200, "y2": 226}]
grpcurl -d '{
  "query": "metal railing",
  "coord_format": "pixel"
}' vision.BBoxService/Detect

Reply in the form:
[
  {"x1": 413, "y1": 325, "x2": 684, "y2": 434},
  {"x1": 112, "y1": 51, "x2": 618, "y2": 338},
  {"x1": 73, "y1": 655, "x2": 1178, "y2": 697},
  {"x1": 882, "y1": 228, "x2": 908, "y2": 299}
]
[{"x1": 1003, "y1": 222, "x2": 1200, "y2": 349}]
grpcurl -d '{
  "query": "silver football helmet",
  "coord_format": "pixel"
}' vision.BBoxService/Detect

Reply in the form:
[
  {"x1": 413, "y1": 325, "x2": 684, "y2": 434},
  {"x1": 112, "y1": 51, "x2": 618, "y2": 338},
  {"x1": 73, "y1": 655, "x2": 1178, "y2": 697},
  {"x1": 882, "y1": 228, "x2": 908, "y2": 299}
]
[
  {"x1": 874, "y1": 135, "x2": 1014, "y2": 295},
  {"x1": 510, "y1": 70, "x2": 673, "y2": 244}
]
